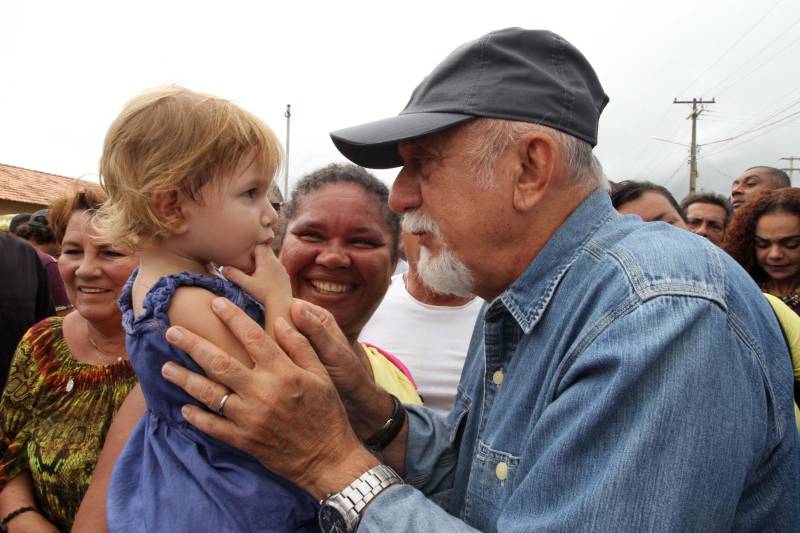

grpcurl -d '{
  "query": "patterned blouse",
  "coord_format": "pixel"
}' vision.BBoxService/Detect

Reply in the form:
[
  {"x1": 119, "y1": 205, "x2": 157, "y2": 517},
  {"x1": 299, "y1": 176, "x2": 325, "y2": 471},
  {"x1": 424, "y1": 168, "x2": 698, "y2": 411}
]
[{"x1": 0, "y1": 317, "x2": 136, "y2": 532}]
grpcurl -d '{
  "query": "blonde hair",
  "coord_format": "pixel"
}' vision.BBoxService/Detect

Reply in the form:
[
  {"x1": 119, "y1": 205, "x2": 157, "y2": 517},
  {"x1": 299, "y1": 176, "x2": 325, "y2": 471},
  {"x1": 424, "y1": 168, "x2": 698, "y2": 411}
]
[{"x1": 96, "y1": 85, "x2": 282, "y2": 249}]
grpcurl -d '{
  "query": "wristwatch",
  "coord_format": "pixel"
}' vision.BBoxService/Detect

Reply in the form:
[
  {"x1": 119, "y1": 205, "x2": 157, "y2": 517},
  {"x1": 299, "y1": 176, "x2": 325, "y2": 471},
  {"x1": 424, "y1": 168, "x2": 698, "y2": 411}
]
[{"x1": 318, "y1": 464, "x2": 403, "y2": 533}]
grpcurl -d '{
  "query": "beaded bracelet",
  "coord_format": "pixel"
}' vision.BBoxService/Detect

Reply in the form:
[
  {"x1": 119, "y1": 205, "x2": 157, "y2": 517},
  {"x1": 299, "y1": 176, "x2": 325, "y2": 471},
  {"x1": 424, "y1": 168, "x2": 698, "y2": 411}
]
[{"x1": 0, "y1": 506, "x2": 38, "y2": 532}]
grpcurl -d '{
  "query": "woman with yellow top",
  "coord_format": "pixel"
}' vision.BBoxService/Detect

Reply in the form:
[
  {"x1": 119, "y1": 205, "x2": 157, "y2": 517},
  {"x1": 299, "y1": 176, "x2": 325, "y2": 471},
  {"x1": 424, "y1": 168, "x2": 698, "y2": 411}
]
[{"x1": 274, "y1": 163, "x2": 421, "y2": 403}]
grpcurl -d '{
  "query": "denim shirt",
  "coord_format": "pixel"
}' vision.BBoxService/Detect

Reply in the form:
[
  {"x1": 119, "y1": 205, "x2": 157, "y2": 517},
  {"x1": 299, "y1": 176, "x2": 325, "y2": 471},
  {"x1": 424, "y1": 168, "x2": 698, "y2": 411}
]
[{"x1": 359, "y1": 189, "x2": 800, "y2": 532}]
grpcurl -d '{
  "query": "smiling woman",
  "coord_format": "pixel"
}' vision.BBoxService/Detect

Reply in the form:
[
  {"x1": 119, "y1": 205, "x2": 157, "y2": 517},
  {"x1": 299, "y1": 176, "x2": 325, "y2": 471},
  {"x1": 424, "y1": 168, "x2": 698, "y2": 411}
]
[
  {"x1": 279, "y1": 164, "x2": 421, "y2": 404},
  {"x1": 0, "y1": 185, "x2": 138, "y2": 533}
]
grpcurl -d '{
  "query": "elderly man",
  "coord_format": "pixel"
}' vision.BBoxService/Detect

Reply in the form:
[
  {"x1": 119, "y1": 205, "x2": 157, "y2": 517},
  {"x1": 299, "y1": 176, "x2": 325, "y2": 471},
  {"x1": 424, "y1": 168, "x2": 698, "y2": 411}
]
[
  {"x1": 731, "y1": 165, "x2": 791, "y2": 210},
  {"x1": 680, "y1": 191, "x2": 732, "y2": 246},
  {"x1": 162, "y1": 28, "x2": 799, "y2": 531}
]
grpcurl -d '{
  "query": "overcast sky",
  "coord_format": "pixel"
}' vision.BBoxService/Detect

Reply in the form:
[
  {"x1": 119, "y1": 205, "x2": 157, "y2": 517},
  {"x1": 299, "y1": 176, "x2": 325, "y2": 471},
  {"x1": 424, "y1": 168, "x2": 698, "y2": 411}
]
[{"x1": 2, "y1": 0, "x2": 799, "y2": 201}]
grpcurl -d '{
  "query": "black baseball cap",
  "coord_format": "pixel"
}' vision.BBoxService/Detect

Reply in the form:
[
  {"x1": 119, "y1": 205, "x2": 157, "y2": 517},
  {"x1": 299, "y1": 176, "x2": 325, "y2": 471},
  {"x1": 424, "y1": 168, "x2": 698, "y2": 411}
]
[{"x1": 330, "y1": 28, "x2": 609, "y2": 169}]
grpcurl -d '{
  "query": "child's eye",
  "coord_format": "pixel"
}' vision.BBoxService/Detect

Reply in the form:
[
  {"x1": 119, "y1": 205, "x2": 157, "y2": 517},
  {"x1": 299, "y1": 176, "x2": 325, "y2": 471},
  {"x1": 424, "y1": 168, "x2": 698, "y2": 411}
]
[
  {"x1": 61, "y1": 248, "x2": 82, "y2": 255},
  {"x1": 243, "y1": 188, "x2": 258, "y2": 199}
]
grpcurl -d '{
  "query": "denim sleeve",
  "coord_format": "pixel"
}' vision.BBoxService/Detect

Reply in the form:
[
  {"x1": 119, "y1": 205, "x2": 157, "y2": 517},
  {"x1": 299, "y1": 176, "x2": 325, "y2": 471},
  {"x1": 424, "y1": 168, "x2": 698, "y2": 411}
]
[
  {"x1": 359, "y1": 404, "x2": 481, "y2": 532},
  {"x1": 358, "y1": 484, "x2": 480, "y2": 532},
  {"x1": 401, "y1": 404, "x2": 459, "y2": 496}
]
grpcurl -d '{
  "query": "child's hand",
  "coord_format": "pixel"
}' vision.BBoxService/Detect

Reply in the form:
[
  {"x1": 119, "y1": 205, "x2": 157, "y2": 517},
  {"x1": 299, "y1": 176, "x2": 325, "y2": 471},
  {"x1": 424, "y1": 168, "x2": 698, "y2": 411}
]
[{"x1": 222, "y1": 245, "x2": 293, "y2": 337}]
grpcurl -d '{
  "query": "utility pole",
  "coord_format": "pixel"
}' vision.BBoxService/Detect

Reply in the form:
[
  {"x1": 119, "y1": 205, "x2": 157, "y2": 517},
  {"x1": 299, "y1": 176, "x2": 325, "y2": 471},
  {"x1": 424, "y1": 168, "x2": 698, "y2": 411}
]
[
  {"x1": 674, "y1": 97, "x2": 715, "y2": 194},
  {"x1": 780, "y1": 156, "x2": 800, "y2": 184},
  {"x1": 284, "y1": 104, "x2": 291, "y2": 198}
]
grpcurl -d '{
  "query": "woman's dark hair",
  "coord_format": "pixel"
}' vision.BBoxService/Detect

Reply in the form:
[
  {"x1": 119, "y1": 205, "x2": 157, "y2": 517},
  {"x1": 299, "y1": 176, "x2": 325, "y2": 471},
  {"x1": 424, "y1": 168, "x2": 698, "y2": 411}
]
[
  {"x1": 22, "y1": 222, "x2": 56, "y2": 245},
  {"x1": 723, "y1": 187, "x2": 800, "y2": 284},
  {"x1": 610, "y1": 180, "x2": 687, "y2": 223},
  {"x1": 279, "y1": 163, "x2": 400, "y2": 260},
  {"x1": 9, "y1": 213, "x2": 31, "y2": 235}
]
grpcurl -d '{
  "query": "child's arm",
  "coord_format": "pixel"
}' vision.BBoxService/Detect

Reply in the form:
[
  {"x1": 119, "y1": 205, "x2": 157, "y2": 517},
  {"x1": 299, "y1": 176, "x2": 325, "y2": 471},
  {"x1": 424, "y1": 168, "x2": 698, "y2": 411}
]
[
  {"x1": 221, "y1": 245, "x2": 293, "y2": 338},
  {"x1": 168, "y1": 287, "x2": 259, "y2": 368}
]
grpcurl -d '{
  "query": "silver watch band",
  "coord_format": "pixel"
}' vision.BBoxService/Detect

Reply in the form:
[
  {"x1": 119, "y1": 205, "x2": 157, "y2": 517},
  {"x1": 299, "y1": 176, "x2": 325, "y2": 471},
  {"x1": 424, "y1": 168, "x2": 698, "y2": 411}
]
[
  {"x1": 340, "y1": 464, "x2": 401, "y2": 514},
  {"x1": 320, "y1": 464, "x2": 403, "y2": 532}
]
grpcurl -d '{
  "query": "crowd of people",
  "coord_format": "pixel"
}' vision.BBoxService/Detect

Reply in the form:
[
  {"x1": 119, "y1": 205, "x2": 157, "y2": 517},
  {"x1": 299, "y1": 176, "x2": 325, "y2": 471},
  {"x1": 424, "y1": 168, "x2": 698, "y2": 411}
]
[{"x1": 0, "y1": 26, "x2": 798, "y2": 532}]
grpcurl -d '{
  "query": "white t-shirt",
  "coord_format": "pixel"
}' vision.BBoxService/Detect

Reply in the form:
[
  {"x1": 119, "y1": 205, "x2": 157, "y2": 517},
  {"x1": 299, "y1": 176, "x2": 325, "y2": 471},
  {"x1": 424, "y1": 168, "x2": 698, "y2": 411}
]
[{"x1": 359, "y1": 274, "x2": 484, "y2": 415}]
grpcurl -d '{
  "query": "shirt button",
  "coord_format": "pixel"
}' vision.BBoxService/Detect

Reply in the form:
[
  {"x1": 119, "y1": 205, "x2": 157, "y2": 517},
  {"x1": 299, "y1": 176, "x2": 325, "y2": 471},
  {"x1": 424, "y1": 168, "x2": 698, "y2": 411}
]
[
  {"x1": 495, "y1": 461, "x2": 508, "y2": 481},
  {"x1": 492, "y1": 370, "x2": 504, "y2": 385}
]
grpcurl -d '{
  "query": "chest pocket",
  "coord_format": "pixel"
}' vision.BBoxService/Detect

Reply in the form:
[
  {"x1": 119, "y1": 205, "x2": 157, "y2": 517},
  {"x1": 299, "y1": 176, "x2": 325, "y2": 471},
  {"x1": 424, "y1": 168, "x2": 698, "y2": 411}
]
[{"x1": 465, "y1": 440, "x2": 520, "y2": 523}]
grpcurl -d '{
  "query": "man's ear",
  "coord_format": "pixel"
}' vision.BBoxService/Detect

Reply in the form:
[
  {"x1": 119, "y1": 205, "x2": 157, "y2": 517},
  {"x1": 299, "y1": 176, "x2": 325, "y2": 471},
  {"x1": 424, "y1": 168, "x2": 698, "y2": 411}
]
[
  {"x1": 151, "y1": 190, "x2": 190, "y2": 234},
  {"x1": 511, "y1": 132, "x2": 558, "y2": 212}
]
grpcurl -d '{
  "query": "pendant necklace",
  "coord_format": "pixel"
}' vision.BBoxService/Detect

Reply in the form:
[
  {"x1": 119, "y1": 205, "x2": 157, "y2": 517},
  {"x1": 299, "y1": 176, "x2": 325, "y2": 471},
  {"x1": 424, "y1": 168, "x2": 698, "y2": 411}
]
[{"x1": 87, "y1": 332, "x2": 126, "y2": 364}]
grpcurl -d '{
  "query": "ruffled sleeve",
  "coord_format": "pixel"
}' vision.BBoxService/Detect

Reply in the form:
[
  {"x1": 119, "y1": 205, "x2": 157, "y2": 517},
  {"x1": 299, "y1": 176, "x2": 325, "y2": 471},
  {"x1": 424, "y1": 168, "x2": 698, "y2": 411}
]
[{"x1": 0, "y1": 320, "x2": 51, "y2": 489}]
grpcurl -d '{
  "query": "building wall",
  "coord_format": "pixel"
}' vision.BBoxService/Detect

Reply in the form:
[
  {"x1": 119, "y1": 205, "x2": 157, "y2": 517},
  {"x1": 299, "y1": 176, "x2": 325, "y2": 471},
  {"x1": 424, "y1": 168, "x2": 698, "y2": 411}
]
[{"x1": 0, "y1": 199, "x2": 46, "y2": 216}]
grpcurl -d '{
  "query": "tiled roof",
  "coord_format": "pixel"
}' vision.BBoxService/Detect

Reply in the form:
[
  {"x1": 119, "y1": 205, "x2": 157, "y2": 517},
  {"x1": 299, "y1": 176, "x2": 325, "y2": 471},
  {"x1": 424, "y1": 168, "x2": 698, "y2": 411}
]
[{"x1": 0, "y1": 163, "x2": 77, "y2": 206}]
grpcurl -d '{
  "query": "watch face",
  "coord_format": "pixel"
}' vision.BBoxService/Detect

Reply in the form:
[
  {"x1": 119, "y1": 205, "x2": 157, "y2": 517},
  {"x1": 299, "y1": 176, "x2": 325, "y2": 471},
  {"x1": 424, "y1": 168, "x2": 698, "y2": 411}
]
[{"x1": 319, "y1": 504, "x2": 348, "y2": 533}]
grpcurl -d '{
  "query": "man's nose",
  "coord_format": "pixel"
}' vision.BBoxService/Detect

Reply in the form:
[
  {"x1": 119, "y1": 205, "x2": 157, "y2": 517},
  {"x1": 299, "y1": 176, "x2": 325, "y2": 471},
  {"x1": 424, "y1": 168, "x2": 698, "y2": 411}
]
[{"x1": 389, "y1": 166, "x2": 422, "y2": 215}]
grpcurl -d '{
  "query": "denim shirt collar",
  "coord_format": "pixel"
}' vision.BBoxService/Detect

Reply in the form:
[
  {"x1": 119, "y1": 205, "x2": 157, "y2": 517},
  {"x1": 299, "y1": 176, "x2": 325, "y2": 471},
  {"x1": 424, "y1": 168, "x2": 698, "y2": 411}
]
[{"x1": 495, "y1": 188, "x2": 616, "y2": 334}]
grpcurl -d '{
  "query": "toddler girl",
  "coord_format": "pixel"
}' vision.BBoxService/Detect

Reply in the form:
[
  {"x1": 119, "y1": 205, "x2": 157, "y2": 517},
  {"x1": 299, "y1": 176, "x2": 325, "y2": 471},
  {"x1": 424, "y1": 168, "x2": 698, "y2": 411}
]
[{"x1": 96, "y1": 86, "x2": 319, "y2": 531}]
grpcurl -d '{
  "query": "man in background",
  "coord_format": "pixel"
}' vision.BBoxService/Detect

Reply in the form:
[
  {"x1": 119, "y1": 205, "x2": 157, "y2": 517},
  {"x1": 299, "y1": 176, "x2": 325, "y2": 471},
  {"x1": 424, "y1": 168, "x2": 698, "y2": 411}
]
[
  {"x1": 681, "y1": 192, "x2": 731, "y2": 247},
  {"x1": 731, "y1": 166, "x2": 790, "y2": 210}
]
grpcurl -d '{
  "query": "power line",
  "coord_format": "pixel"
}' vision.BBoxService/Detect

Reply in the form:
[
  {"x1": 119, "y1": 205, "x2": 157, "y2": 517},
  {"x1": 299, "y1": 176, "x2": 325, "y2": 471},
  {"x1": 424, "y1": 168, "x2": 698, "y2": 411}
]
[
  {"x1": 702, "y1": 108, "x2": 800, "y2": 150},
  {"x1": 662, "y1": 159, "x2": 690, "y2": 190},
  {"x1": 676, "y1": 0, "x2": 783, "y2": 96},
  {"x1": 702, "y1": 111, "x2": 800, "y2": 158},
  {"x1": 707, "y1": 17, "x2": 800, "y2": 96},
  {"x1": 637, "y1": 119, "x2": 690, "y2": 178}
]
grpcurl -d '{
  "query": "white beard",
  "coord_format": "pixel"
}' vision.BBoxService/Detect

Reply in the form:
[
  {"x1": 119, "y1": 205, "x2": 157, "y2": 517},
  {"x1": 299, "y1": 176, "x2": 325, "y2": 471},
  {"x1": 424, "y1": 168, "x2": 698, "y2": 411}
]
[{"x1": 402, "y1": 211, "x2": 475, "y2": 298}]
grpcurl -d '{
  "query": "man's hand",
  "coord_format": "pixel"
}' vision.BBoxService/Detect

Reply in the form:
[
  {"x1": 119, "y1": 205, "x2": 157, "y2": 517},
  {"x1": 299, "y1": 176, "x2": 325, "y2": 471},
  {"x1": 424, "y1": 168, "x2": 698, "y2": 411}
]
[
  {"x1": 161, "y1": 297, "x2": 379, "y2": 499},
  {"x1": 288, "y1": 300, "x2": 398, "y2": 440}
]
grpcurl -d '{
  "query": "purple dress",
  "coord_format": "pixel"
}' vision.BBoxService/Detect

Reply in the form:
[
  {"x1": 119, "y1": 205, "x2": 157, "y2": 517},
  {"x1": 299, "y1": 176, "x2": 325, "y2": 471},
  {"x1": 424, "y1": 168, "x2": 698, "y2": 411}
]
[{"x1": 107, "y1": 271, "x2": 319, "y2": 532}]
